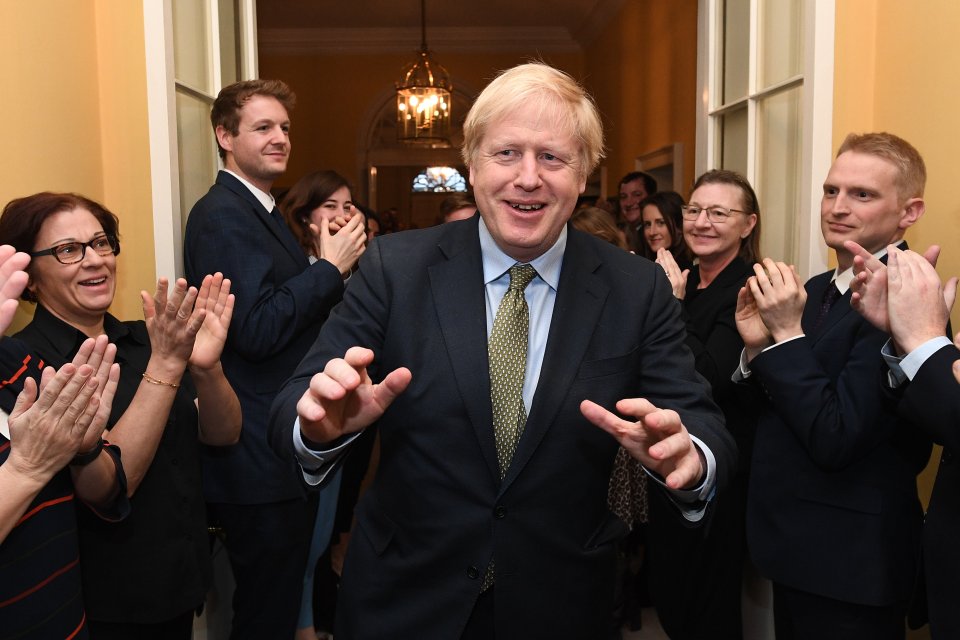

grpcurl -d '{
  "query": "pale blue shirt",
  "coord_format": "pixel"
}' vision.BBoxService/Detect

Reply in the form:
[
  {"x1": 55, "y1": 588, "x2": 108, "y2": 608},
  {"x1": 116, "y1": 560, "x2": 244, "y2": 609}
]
[
  {"x1": 883, "y1": 336, "x2": 954, "y2": 386},
  {"x1": 478, "y1": 217, "x2": 563, "y2": 412}
]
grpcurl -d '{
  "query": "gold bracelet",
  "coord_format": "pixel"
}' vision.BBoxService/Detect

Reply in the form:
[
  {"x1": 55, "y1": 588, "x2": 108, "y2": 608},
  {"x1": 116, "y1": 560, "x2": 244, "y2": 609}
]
[{"x1": 142, "y1": 372, "x2": 180, "y2": 389}]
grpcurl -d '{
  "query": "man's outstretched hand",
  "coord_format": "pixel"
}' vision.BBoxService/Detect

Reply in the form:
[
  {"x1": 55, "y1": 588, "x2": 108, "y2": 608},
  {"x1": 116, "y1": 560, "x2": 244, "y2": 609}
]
[
  {"x1": 297, "y1": 346, "x2": 412, "y2": 444},
  {"x1": 581, "y1": 398, "x2": 704, "y2": 490}
]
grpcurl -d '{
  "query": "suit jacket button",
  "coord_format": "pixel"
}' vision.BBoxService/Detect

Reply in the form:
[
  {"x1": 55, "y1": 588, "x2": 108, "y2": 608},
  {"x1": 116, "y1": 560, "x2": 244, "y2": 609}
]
[
  {"x1": 494, "y1": 505, "x2": 507, "y2": 519},
  {"x1": 467, "y1": 566, "x2": 479, "y2": 580},
  {"x1": 943, "y1": 449, "x2": 954, "y2": 463}
]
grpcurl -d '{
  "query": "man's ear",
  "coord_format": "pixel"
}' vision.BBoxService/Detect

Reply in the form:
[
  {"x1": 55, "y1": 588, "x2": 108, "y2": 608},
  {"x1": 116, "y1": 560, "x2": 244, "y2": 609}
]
[
  {"x1": 899, "y1": 197, "x2": 925, "y2": 230},
  {"x1": 215, "y1": 125, "x2": 233, "y2": 154}
]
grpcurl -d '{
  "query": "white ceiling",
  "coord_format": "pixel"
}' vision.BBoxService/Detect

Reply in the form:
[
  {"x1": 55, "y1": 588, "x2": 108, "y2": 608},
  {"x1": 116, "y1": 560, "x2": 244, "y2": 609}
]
[{"x1": 256, "y1": 0, "x2": 628, "y2": 55}]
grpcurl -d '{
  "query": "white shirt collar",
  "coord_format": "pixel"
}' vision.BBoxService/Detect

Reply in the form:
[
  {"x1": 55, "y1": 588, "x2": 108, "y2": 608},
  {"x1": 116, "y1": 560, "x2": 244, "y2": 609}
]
[
  {"x1": 830, "y1": 243, "x2": 898, "y2": 294},
  {"x1": 224, "y1": 169, "x2": 276, "y2": 213}
]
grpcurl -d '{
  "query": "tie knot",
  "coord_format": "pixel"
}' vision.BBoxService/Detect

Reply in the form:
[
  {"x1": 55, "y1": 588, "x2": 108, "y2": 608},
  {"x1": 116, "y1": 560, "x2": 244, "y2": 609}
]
[{"x1": 508, "y1": 264, "x2": 537, "y2": 293}]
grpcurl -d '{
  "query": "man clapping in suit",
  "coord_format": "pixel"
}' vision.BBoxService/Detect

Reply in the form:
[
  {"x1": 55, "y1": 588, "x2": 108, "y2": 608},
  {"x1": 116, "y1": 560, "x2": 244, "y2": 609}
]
[
  {"x1": 183, "y1": 80, "x2": 355, "y2": 639},
  {"x1": 847, "y1": 240, "x2": 959, "y2": 638},
  {"x1": 734, "y1": 132, "x2": 932, "y2": 639}
]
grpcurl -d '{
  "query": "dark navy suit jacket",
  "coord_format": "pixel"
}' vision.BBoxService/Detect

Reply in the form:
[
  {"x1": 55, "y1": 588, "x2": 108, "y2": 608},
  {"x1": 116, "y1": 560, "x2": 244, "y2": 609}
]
[
  {"x1": 184, "y1": 170, "x2": 344, "y2": 504},
  {"x1": 269, "y1": 217, "x2": 735, "y2": 639},
  {"x1": 746, "y1": 270, "x2": 931, "y2": 607},
  {"x1": 899, "y1": 343, "x2": 960, "y2": 637}
]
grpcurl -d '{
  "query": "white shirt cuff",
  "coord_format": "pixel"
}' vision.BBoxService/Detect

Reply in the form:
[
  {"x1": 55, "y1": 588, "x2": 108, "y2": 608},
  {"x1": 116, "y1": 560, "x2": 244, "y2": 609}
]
[
  {"x1": 642, "y1": 434, "x2": 717, "y2": 523},
  {"x1": 734, "y1": 335, "x2": 806, "y2": 381},
  {"x1": 292, "y1": 417, "x2": 363, "y2": 486},
  {"x1": 896, "y1": 336, "x2": 954, "y2": 383}
]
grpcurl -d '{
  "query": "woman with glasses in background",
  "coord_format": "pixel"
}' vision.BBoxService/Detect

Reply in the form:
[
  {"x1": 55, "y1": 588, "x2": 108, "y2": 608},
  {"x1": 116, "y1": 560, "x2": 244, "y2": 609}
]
[
  {"x1": 0, "y1": 192, "x2": 241, "y2": 639},
  {"x1": 651, "y1": 170, "x2": 760, "y2": 640}
]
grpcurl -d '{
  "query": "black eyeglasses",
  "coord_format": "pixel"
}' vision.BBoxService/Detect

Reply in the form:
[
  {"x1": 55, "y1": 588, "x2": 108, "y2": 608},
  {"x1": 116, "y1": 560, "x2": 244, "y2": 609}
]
[
  {"x1": 681, "y1": 205, "x2": 748, "y2": 224},
  {"x1": 31, "y1": 235, "x2": 119, "y2": 264}
]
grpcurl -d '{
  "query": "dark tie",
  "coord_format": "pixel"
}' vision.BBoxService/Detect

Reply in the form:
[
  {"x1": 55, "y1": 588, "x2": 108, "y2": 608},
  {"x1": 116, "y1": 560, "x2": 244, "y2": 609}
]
[
  {"x1": 482, "y1": 263, "x2": 536, "y2": 591},
  {"x1": 269, "y1": 206, "x2": 286, "y2": 229},
  {"x1": 813, "y1": 282, "x2": 842, "y2": 331}
]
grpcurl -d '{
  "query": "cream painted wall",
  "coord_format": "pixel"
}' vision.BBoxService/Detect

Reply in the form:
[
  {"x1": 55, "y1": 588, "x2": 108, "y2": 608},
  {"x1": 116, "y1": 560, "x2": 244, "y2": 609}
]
[
  {"x1": 0, "y1": 0, "x2": 154, "y2": 331},
  {"x1": 94, "y1": 0, "x2": 156, "y2": 320},
  {"x1": 834, "y1": 0, "x2": 960, "y2": 530},
  {"x1": 833, "y1": 0, "x2": 960, "y2": 333}
]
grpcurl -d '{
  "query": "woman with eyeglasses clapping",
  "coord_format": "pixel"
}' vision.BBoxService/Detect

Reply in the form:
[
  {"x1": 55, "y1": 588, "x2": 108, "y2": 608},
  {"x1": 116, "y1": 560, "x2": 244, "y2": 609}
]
[
  {"x1": 650, "y1": 170, "x2": 760, "y2": 640},
  {"x1": 0, "y1": 192, "x2": 241, "y2": 640}
]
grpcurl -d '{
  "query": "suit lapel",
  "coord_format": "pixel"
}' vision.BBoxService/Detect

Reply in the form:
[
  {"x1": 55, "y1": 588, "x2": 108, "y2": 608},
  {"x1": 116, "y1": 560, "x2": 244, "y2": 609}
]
[
  {"x1": 803, "y1": 270, "x2": 855, "y2": 342},
  {"x1": 428, "y1": 220, "x2": 501, "y2": 482},
  {"x1": 500, "y1": 230, "x2": 609, "y2": 494},
  {"x1": 804, "y1": 242, "x2": 906, "y2": 342},
  {"x1": 216, "y1": 171, "x2": 307, "y2": 266}
]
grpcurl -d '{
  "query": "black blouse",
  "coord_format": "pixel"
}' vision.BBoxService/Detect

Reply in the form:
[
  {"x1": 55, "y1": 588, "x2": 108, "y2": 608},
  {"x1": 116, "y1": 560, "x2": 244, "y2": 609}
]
[{"x1": 15, "y1": 305, "x2": 210, "y2": 624}]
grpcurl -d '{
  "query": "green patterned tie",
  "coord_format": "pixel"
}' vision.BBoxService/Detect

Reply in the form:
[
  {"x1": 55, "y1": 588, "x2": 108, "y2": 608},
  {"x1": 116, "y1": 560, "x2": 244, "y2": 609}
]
[
  {"x1": 483, "y1": 263, "x2": 536, "y2": 591},
  {"x1": 489, "y1": 263, "x2": 537, "y2": 478}
]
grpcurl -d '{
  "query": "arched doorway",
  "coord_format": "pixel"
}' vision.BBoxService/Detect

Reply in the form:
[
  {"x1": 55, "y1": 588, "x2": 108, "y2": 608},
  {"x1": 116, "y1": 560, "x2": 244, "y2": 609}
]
[{"x1": 361, "y1": 82, "x2": 476, "y2": 229}]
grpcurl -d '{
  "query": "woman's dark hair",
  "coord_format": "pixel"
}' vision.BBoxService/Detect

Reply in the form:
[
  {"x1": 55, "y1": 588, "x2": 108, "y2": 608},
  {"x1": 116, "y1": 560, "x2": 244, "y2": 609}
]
[
  {"x1": 635, "y1": 190, "x2": 689, "y2": 262},
  {"x1": 0, "y1": 192, "x2": 121, "y2": 302},
  {"x1": 278, "y1": 170, "x2": 352, "y2": 256},
  {"x1": 690, "y1": 169, "x2": 761, "y2": 264}
]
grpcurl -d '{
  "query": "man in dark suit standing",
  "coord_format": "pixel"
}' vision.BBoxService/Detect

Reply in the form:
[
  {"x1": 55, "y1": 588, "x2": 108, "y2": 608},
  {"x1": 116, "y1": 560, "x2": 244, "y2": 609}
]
[
  {"x1": 183, "y1": 79, "x2": 347, "y2": 639},
  {"x1": 847, "y1": 239, "x2": 959, "y2": 638},
  {"x1": 269, "y1": 63, "x2": 735, "y2": 638},
  {"x1": 734, "y1": 132, "x2": 932, "y2": 639}
]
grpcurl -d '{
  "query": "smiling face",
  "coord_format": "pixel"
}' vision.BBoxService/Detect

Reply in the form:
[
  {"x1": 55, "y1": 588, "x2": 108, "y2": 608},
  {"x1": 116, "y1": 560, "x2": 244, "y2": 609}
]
[
  {"x1": 821, "y1": 151, "x2": 923, "y2": 270},
  {"x1": 641, "y1": 204, "x2": 673, "y2": 253},
  {"x1": 308, "y1": 185, "x2": 353, "y2": 228},
  {"x1": 619, "y1": 178, "x2": 649, "y2": 224},
  {"x1": 28, "y1": 207, "x2": 117, "y2": 330},
  {"x1": 469, "y1": 102, "x2": 585, "y2": 263},
  {"x1": 217, "y1": 94, "x2": 291, "y2": 193},
  {"x1": 683, "y1": 183, "x2": 757, "y2": 268}
]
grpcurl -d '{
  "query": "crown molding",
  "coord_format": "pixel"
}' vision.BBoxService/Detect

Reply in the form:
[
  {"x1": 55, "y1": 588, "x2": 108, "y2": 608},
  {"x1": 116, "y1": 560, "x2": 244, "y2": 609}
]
[{"x1": 259, "y1": 26, "x2": 581, "y2": 56}]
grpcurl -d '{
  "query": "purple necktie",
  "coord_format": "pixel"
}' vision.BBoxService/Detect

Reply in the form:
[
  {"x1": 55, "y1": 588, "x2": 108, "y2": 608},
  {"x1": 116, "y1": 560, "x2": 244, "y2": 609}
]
[{"x1": 813, "y1": 283, "x2": 842, "y2": 331}]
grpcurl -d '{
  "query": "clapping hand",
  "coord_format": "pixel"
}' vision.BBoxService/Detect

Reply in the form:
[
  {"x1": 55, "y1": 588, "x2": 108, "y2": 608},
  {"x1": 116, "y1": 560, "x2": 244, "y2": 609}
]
[
  {"x1": 141, "y1": 277, "x2": 205, "y2": 375},
  {"x1": 0, "y1": 245, "x2": 30, "y2": 334},
  {"x1": 847, "y1": 241, "x2": 951, "y2": 341},
  {"x1": 189, "y1": 273, "x2": 235, "y2": 371},
  {"x1": 885, "y1": 246, "x2": 958, "y2": 354},
  {"x1": 745, "y1": 259, "x2": 806, "y2": 343},
  {"x1": 6, "y1": 336, "x2": 119, "y2": 484},
  {"x1": 656, "y1": 248, "x2": 689, "y2": 299},
  {"x1": 735, "y1": 284, "x2": 773, "y2": 360}
]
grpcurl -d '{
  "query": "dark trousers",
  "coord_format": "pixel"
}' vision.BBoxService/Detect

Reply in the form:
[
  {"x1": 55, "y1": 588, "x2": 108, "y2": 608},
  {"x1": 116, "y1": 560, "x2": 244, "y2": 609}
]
[
  {"x1": 87, "y1": 610, "x2": 194, "y2": 640},
  {"x1": 461, "y1": 587, "x2": 495, "y2": 640},
  {"x1": 773, "y1": 582, "x2": 907, "y2": 640},
  {"x1": 209, "y1": 497, "x2": 318, "y2": 640}
]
